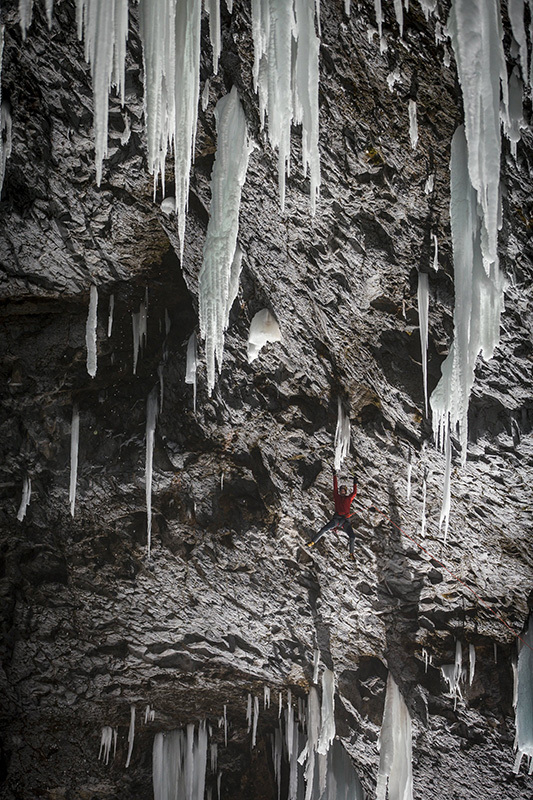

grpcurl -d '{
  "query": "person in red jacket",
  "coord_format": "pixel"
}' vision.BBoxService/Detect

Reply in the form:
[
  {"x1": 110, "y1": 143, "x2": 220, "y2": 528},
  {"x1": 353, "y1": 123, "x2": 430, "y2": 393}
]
[{"x1": 307, "y1": 468, "x2": 358, "y2": 557}]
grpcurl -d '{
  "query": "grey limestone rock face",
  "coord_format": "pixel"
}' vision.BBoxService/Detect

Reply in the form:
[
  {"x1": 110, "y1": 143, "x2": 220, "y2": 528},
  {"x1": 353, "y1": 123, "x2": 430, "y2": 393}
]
[{"x1": 0, "y1": 1, "x2": 532, "y2": 799}]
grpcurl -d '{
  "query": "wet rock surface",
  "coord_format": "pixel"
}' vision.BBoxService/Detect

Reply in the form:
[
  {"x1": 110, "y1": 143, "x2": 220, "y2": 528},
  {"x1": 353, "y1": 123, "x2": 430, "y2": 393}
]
[{"x1": 0, "y1": 1, "x2": 533, "y2": 799}]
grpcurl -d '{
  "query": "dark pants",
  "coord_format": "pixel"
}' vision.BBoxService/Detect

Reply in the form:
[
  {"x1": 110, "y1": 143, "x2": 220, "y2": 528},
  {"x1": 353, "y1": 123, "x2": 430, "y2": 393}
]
[{"x1": 313, "y1": 514, "x2": 355, "y2": 554}]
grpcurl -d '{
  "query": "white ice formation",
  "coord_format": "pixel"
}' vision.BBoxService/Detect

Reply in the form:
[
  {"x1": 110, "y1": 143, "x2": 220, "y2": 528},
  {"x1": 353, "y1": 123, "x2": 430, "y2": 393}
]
[
  {"x1": 86, "y1": 284, "x2": 98, "y2": 378},
  {"x1": 417, "y1": 272, "x2": 429, "y2": 417},
  {"x1": 317, "y1": 668, "x2": 335, "y2": 755},
  {"x1": 199, "y1": 88, "x2": 252, "y2": 394},
  {"x1": 420, "y1": 472, "x2": 427, "y2": 538},
  {"x1": 252, "y1": 695, "x2": 260, "y2": 748},
  {"x1": 0, "y1": 99, "x2": 12, "y2": 195},
  {"x1": 205, "y1": 0, "x2": 221, "y2": 74},
  {"x1": 251, "y1": 0, "x2": 321, "y2": 212},
  {"x1": 138, "y1": 0, "x2": 201, "y2": 253},
  {"x1": 16, "y1": 474, "x2": 31, "y2": 521},
  {"x1": 160, "y1": 197, "x2": 176, "y2": 215},
  {"x1": 99, "y1": 726, "x2": 116, "y2": 765},
  {"x1": 514, "y1": 617, "x2": 533, "y2": 774},
  {"x1": 69, "y1": 404, "x2": 80, "y2": 517},
  {"x1": 440, "y1": 640, "x2": 464, "y2": 710},
  {"x1": 408, "y1": 99, "x2": 418, "y2": 149},
  {"x1": 376, "y1": 674, "x2": 413, "y2": 800},
  {"x1": 153, "y1": 722, "x2": 208, "y2": 800},
  {"x1": 125, "y1": 704, "x2": 136, "y2": 768},
  {"x1": 247, "y1": 308, "x2": 282, "y2": 364},
  {"x1": 146, "y1": 386, "x2": 158, "y2": 556},
  {"x1": 469, "y1": 643, "x2": 476, "y2": 686},
  {"x1": 107, "y1": 294, "x2": 114, "y2": 338},
  {"x1": 133, "y1": 291, "x2": 148, "y2": 374},
  {"x1": 431, "y1": 232, "x2": 439, "y2": 271},
  {"x1": 185, "y1": 331, "x2": 198, "y2": 413},
  {"x1": 505, "y1": 66, "x2": 525, "y2": 159},
  {"x1": 334, "y1": 399, "x2": 350, "y2": 472}
]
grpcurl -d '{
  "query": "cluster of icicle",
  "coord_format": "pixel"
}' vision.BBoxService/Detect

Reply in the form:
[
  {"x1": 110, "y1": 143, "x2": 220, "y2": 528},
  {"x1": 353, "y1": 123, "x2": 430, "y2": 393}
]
[
  {"x1": 333, "y1": 399, "x2": 351, "y2": 473},
  {"x1": 439, "y1": 640, "x2": 476, "y2": 711},
  {"x1": 376, "y1": 674, "x2": 413, "y2": 800},
  {"x1": 514, "y1": 616, "x2": 533, "y2": 775}
]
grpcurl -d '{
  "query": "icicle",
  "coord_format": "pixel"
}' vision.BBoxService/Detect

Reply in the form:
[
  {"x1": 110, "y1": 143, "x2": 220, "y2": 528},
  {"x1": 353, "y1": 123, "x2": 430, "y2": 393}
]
[
  {"x1": 430, "y1": 125, "x2": 505, "y2": 466},
  {"x1": 419, "y1": 0, "x2": 437, "y2": 18},
  {"x1": 312, "y1": 649, "x2": 320, "y2": 684},
  {"x1": 0, "y1": 98, "x2": 12, "y2": 196},
  {"x1": 220, "y1": 471, "x2": 224, "y2": 490},
  {"x1": 286, "y1": 689, "x2": 294, "y2": 760},
  {"x1": 440, "y1": 431, "x2": 452, "y2": 542},
  {"x1": 441, "y1": 640, "x2": 463, "y2": 709},
  {"x1": 278, "y1": 691, "x2": 282, "y2": 719},
  {"x1": 447, "y1": 0, "x2": 507, "y2": 269},
  {"x1": 512, "y1": 660, "x2": 519, "y2": 709},
  {"x1": 17, "y1": 474, "x2": 31, "y2": 521},
  {"x1": 247, "y1": 309, "x2": 282, "y2": 363},
  {"x1": 107, "y1": 294, "x2": 114, "y2": 338},
  {"x1": 272, "y1": 729, "x2": 282, "y2": 800},
  {"x1": 317, "y1": 668, "x2": 335, "y2": 755},
  {"x1": 508, "y1": 0, "x2": 528, "y2": 84},
  {"x1": 298, "y1": 686, "x2": 321, "y2": 800},
  {"x1": 199, "y1": 88, "x2": 252, "y2": 394},
  {"x1": 144, "y1": 704, "x2": 155, "y2": 723},
  {"x1": 505, "y1": 66, "x2": 525, "y2": 159},
  {"x1": 376, "y1": 674, "x2": 413, "y2": 800},
  {"x1": 158, "y1": 364, "x2": 164, "y2": 413},
  {"x1": 393, "y1": 0, "x2": 404, "y2": 36},
  {"x1": 69, "y1": 404, "x2": 80, "y2": 517},
  {"x1": 223, "y1": 704, "x2": 228, "y2": 746},
  {"x1": 417, "y1": 272, "x2": 429, "y2": 417},
  {"x1": 211, "y1": 743, "x2": 218, "y2": 773},
  {"x1": 217, "y1": 772, "x2": 222, "y2": 800},
  {"x1": 76, "y1": 0, "x2": 129, "y2": 185},
  {"x1": 408, "y1": 99, "x2": 418, "y2": 149},
  {"x1": 374, "y1": 0, "x2": 385, "y2": 51},
  {"x1": 264, "y1": 686, "x2": 271, "y2": 709},
  {"x1": 432, "y1": 232, "x2": 439, "y2": 271},
  {"x1": 138, "y1": 0, "x2": 201, "y2": 254},
  {"x1": 146, "y1": 386, "x2": 158, "y2": 557},
  {"x1": 202, "y1": 79, "x2": 210, "y2": 111},
  {"x1": 185, "y1": 332, "x2": 198, "y2": 413},
  {"x1": 99, "y1": 726, "x2": 114, "y2": 765},
  {"x1": 132, "y1": 292, "x2": 148, "y2": 375},
  {"x1": 344, "y1": 0, "x2": 351, "y2": 13},
  {"x1": 469, "y1": 644, "x2": 476, "y2": 686},
  {"x1": 246, "y1": 693, "x2": 252, "y2": 733},
  {"x1": 420, "y1": 473, "x2": 427, "y2": 538},
  {"x1": 153, "y1": 723, "x2": 209, "y2": 800},
  {"x1": 205, "y1": 0, "x2": 221, "y2": 74},
  {"x1": 86, "y1": 285, "x2": 98, "y2": 378},
  {"x1": 422, "y1": 648, "x2": 429, "y2": 673},
  {"x1": 125, "y1": 705, "x2": 135, "y2": 768},
  {"x1": 406, "y1": 457, "x2": 412, "y2": 503},
  {"x1": 251, "y1": 695, "x2": 259, "y2": 748},
  {"x1": 334, "y1": 399, "x2": 350, "y2": 472}
]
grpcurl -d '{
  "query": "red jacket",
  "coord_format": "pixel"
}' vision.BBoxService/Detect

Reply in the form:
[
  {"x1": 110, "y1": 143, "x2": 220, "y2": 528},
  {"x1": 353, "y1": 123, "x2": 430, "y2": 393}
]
[{"x1": 333, "y1": 474, "x2": 357, "y2": 516}]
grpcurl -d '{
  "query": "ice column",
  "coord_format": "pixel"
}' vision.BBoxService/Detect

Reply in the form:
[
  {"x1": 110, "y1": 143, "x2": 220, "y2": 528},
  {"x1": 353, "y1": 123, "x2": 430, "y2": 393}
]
[
  {"x1": 69, "y1": 404, "x2": 80, "y2": 517},
  {"x1": 198, "y1": 87, "x2": 252, "y2": 394},
  {"x1": 146, "y1": 386, "x2": 158, "y2": 557},
  {"x1": 247, "y1": 309, "x2": 282, "y2": 363},
  {"x1": 317, "y1": 668, "x2": 335, "y2": 755},
  {"x1": 514, "y1": 617, "x2": 533, "y2": 774},
  {"x1": 251, "y1": 0, "x2": 321, "y2": 212},
  {"x1": 153, "y1": 722, "x2": 209, "y2": 800},
  {"x1": 86, "y1": 284, "x2": 98, "y2": 378},
  {"x1": 76, "y1": 0, "x2": 129, "y2": 185},
  {"x1": 334, "y1": 399, "x2": 350, "y2": 472},
  {"x1": 17, "y1": 474, "x2": 31, "y2": 521},
  {"x1": 138, "y1": 0, "x2": 201, "y2": 253},
  {"x1": 185, "y1": 331, "x2": 198, "y2": 413},
  {"x1": 417, "y1": 272, "x2": 429, "y2": 416},
  {"x1": 430, "y1": 126, "x2": 505, "y2": 465},
  {"x1": 376, "y1": 674, "x2": 413, "y2": 800}
]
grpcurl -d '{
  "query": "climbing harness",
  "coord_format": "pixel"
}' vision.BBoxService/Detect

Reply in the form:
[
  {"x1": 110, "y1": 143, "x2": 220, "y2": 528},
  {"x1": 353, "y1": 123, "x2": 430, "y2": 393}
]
[{"x1": 355, "y1": 496, "x2": 533, "y2": 654}]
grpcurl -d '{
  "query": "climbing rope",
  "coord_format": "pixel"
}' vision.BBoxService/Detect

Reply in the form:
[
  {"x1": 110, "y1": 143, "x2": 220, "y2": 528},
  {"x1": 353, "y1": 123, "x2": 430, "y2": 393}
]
[{"x1": 355, "y1": 496, "x2": 533, "y2": 655}]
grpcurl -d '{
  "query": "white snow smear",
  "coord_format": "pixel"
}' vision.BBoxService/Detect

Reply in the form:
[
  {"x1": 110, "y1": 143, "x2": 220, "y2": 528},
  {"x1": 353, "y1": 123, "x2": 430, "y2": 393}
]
[
  {"x1": 107, "y1": 294, "x2": 114, "y2": 338},
  {"x1": 199, "y1": 87, "x2": 252, "y2": 394},
  {"x1": 76, "y1": 0, "x2": 129, "y2": 185},
  {"x1": 185, "y1": 331, "x2": 198, "y2": 413},
  {"x1": 138, "y1": 0, "x2": 201, "y2": 254},
  {"x1": 417, "y1": 272, "x2": 429, "y2": 416},
  {"x1": 153, "y1": 722, "x2": 208, "y2": 800},
  {"x1": 447, "y1": 0, "x2": 507, "y2": 269},
  {"x1": 430, "y1": 126, "x2": 505, "y2": 467},
  {"x1": 125, "y1": 705, "x2": 135, "y2": 768},
  {"x1": 69, "y1": 404, "x2": 80, "y2": 518},
  {"x1": 251, "y1": 0, "x2": 321, "y2": 212},
  {"x1": 334, "y1": 398, "x2": 350, "y2": 472},
  {"x1": 514, "y1": 617, "x2": 533, "y2": 774},
  {"x1": 376, "y1": 674, "x2": 413, "y2": 800},
  {"x1": 146, "y1": 386, "x2": 158, "y2": 557},
  {"x1": 86, "y1": 284, "x2": 98, "y2": 378},
  {"x1": 408, "y1": 99, "x2": 418, "y2": 148},
  {"x1": 17, "y1": 474, "x2": 31, "y2": 521},
  {"x1": 247, "y1": 309, "x2": 282, "y2": 363}
]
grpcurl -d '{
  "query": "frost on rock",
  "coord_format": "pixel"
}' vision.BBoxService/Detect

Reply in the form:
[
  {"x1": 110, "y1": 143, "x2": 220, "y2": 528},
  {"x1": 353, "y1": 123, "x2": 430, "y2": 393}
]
[
  {"x1": 153, "y1": 722, "x2": 209, "y2": 800},
  {"x1": 86, "y1": 284, "x2": 98, "y2": 378},
  {"x1": 145, "y1": 386, "x2": 159, "y2": 557},
  {"x1": 69, "y1": 404, "x2": 80, "y2": 518},
  {"x1": 514, "y1": 616, "x2": 533, "y2": 774},
  {"x1": 251, "y1": 0, "x2": 321, "y2": 212},
  {"x1": 247, "y1": 308, "x2": 282, "y2": 364},
  {"x1": 76, "y1": 0, "x2": 129, "y2": 185},
  {"x1": 430, "y1": 126, "x2": 505, "y2": 467},
  {"x1": 138, "y1": 0, "x2": 201, "y2": 253},
  {"x1": 447, "y1": 0, "x2": 507, "y2": 269},
  {"x1": 16, "y1": 474, "x2": 31, "y2": 521},
  {"x1": 417, "y1": 272, "x2": 429, "y2": 416},
  {"x1": 199, "y1": 87, "x2": 252, "y2": 394},
  {"x1": 376, "y1": 674, "x2": 413, "y2": 800},
  {"x1": 185, "y1": 331, "x2": 198, "y2": 413},
  {"x1": 334, "y1": 398, "x2": 350, "y2": 472}
]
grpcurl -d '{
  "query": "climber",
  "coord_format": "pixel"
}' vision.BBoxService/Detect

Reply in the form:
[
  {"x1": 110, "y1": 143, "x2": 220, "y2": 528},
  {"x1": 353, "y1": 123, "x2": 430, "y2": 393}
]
[{"x1": 307, "y1": 468, "x2": 358, "y2": 558}]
